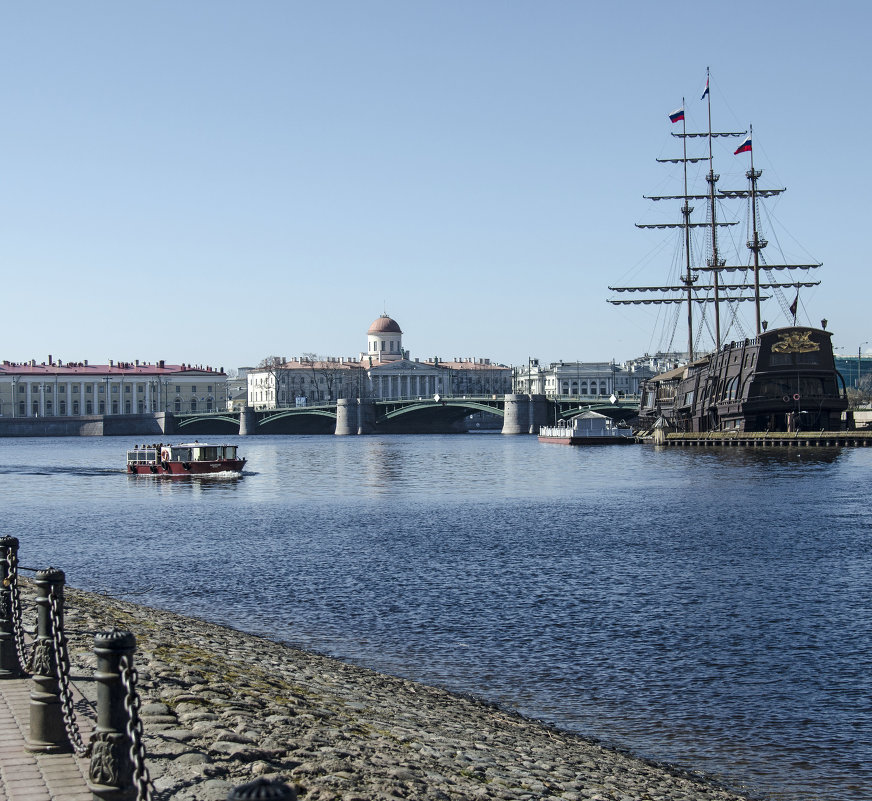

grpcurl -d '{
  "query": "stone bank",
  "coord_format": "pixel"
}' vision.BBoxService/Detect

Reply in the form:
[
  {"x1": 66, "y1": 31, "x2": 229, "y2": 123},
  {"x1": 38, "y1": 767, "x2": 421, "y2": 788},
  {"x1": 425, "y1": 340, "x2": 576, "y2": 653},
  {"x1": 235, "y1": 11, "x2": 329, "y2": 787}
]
[{"x1": 55, "y1": 585, "x2": 755, "y2": 801}]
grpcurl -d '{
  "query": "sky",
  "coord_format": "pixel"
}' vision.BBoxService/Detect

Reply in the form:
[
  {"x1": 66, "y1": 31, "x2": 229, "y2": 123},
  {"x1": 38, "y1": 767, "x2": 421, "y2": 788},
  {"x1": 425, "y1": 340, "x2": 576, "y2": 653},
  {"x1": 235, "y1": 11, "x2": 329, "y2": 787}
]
[{"x1": 2, "y1": 1, "x2": 870, "y2": 371}]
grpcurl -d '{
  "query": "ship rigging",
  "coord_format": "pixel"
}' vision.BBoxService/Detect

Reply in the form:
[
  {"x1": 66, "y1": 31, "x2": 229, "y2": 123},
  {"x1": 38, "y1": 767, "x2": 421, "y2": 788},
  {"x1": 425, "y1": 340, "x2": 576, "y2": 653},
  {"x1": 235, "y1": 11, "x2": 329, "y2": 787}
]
[{"x1": 609, "y1": 68, "x2": 822, "y2": 359}]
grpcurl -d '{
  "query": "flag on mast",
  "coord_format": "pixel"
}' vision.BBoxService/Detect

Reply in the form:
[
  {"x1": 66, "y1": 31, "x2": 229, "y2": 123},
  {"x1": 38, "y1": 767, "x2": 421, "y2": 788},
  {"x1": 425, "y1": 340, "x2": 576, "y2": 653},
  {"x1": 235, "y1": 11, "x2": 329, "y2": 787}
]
[
  {"x1": 789, "y1": 291, "x2": 799, "y2": 320},
  {"x1": 701, "y1": 77, "x2": 709, "y2": 99},
  {"x1": 734, "y1": 135, "x2": 752, "y2": 154},
  {"x1": 669, "y1": 106, "x2": 685, "y2": 123}
]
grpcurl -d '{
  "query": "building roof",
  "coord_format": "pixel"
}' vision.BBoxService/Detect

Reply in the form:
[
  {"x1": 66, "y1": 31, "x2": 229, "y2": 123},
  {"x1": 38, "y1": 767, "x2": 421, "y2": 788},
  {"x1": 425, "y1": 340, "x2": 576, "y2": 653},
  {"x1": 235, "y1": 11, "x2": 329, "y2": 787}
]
[
  {"x1": 367, "y1": 315, "x2": 403, "y2": 335},
  {"x1": 0, "y1": 360, "x2": 225, "y2": 377}
]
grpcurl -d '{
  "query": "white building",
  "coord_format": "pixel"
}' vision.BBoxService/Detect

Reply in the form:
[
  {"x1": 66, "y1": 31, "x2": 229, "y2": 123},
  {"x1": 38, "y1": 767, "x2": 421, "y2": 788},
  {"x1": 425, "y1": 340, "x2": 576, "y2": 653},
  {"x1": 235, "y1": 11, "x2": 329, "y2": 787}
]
[
  {"x1": 247, "y1": 314, "x2": 513, "y2": 408},
  {"x1": 0, "y1": 358, "x2": 228, "y2": 417},
  {"x1": 515, "y1": 359, "x2": 657, "y2": 399}
]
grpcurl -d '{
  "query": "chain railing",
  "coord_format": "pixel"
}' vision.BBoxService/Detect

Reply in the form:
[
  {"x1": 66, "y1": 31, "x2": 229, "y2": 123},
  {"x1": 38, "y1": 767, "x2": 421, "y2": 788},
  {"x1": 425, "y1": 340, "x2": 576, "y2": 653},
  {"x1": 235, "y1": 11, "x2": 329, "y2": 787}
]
[
  {"x1": 48, "y1": 586, "x2": 89, "y2": 756},
  {"x1": 0, "y1": 539, "x2": 154, "y2": 801},
  {"x1": 121, "y1": 651, "x2": 153, "y2": 801}
]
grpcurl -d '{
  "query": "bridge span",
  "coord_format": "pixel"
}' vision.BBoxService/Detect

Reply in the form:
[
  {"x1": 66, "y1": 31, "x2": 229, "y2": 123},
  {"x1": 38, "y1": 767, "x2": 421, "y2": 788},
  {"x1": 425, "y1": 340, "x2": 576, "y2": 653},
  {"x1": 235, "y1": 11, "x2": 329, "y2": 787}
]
[{"x1": 165, "y1": 395, "x2": 639, "y2": 436}]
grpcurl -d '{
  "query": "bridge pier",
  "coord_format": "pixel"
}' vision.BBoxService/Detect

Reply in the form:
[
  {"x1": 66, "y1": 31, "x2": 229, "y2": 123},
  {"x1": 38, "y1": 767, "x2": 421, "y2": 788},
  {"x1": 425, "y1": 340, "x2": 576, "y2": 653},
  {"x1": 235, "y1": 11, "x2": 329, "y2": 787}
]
[
  {"x1": 335, "y1": 399, "x2": 356, "y2": 436},
  {"x1": 239, "y1": 406, "x2": 256, "y2": 436},
  {"x1": 501, "y1": 394, "x2": 529, "y2": 434},
  {"x1": 358, "y1": 399, "x2": 375, "y2": 435},
  {"x1": 529, "y1": 394, "x2": 550, "y2": 434}
]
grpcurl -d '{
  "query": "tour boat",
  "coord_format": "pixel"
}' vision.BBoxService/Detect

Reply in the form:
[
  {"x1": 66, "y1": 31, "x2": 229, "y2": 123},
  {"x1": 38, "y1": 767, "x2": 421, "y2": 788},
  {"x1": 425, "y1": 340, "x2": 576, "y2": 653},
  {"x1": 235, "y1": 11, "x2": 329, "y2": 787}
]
[
  {"x1": 538, "y1": 412, "x2": 635, "y2": 445},
  {"x1": 126, "y1": 442, "x2": 246, "y2": 475}
]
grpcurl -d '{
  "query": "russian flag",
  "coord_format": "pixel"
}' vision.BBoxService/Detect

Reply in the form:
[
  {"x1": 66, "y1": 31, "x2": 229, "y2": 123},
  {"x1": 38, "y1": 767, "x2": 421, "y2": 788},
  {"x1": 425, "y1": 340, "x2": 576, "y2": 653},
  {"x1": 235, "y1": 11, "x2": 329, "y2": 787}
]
[
  {"x1": 734, "y1": 135, "x2": 752, "y2": 154},
  {"x1": 669, "y1": 106, "x2": 685, "y2": 123},
  {"x1": 701, "y1": 77, "x2": 709, "y2": 100}
]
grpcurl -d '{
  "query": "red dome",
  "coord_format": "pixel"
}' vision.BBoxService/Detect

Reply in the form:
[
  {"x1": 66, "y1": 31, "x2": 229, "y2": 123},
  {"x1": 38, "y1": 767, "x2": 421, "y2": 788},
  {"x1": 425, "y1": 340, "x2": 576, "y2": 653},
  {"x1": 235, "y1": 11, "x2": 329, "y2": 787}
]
[{"x1": 368, "y1": 315, "x2": 402, "y2": 335}]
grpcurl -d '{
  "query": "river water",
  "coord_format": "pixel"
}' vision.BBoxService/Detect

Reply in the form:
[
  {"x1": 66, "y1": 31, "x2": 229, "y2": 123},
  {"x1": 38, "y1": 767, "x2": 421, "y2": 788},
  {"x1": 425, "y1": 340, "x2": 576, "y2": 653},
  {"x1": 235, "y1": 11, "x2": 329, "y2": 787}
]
[{"x1": 1, "y1": 434, "x2": 870, "y2": 800}]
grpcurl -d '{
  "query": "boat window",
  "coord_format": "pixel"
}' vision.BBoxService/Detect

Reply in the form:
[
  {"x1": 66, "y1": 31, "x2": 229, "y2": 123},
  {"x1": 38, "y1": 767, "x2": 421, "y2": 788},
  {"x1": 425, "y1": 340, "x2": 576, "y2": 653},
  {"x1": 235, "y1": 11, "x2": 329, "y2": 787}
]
[
  {"x1": 796, "y1": 352, "x2": 820, "y2": 364},
  {"x1": 225, "y1": 446, "x2": 237, "y2": 459},
  {"x1": 201, "y1": 447, "x2": 218, "y2": 460},
  {"x1": 770, "y1": 353, "x2": 792, "y2": 366}
]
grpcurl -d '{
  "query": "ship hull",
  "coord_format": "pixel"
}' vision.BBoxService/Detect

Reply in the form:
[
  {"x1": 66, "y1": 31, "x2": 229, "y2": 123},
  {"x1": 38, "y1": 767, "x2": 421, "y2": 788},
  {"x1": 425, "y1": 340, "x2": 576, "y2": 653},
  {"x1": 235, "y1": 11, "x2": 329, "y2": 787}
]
[
  {"x1": 128, "y1": 460, "x2": 246, "y2": 475},
  {"x1": 638, "y1": 327, "x2": 848, "y2": 434}
]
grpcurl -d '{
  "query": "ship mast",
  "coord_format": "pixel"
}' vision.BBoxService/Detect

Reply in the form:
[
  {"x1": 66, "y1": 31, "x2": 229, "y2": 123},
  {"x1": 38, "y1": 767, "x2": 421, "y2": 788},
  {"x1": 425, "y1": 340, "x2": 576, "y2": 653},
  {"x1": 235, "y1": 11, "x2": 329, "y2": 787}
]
[
  {"x1": 609, "y1": 75, "x2": 821, "y2": 356},
  {"x1": 679, "y1": 97, "x2": 695, "y2": 359},
  {"x1": 704, "y1": 67, "x2": 724, "y2": 348},
  {"x1": 746, "y1": 124, "x2": 764, "y2": 334}
]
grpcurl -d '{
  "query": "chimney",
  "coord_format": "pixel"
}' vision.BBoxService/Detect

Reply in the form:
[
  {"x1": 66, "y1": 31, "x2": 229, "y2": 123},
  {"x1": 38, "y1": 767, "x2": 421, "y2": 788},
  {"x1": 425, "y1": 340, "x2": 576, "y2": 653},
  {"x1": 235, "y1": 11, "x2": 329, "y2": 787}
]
[
  {"x1": 84, "y1": 360, "x2": 88, "y2": 366},
  {"x1": 109, "y1": 359, "x2": 114, "y2": 367},
  {"x1": 48, "y1": 354, "x2": 52, "y2": 365},
  {"x1": 135, "y1": 359, "x2": 139, "y2": 367}
]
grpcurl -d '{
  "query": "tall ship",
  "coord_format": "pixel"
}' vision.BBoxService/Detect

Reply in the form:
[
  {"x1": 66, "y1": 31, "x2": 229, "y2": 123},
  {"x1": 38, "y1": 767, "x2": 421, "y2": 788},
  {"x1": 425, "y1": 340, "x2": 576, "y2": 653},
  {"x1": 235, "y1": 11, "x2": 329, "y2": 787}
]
[{"x1": 609, "y1": 70, "x2": 848, "y2": 433}]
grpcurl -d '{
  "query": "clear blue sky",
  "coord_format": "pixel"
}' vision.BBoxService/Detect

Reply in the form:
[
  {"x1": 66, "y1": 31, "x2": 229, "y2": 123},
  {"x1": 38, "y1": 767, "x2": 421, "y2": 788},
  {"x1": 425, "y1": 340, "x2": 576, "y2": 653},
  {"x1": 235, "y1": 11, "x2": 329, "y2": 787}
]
[{"x1": 2, "y1": 1, "x2": 869, "y2": 370}]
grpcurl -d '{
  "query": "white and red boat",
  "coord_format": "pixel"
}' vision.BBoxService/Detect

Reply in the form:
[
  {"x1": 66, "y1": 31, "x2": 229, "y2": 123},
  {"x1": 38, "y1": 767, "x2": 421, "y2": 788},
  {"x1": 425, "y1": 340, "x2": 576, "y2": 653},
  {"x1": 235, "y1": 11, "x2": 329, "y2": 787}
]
[{"x1": 127, "y1": 442, "x2": 246, "y2": 475}]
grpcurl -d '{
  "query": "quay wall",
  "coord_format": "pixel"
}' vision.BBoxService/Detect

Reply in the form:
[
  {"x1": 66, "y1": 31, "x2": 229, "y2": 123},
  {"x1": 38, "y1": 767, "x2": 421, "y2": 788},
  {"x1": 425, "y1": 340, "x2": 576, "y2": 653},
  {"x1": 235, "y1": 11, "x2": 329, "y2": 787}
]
[
  {"x1": 56, "y1": 584, "x2": 754, "y2": 801},
  {"x1": 0, "y1": 413, "x2": 166, "y2": 437}
]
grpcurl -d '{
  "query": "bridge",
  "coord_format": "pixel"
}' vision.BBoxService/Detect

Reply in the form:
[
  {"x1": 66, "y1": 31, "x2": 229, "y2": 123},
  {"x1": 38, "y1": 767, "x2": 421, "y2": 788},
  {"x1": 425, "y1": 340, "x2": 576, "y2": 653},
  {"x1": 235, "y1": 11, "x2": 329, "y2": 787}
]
[{"x1": 166, "y1": 394, "x2": 641, "y2": 436}]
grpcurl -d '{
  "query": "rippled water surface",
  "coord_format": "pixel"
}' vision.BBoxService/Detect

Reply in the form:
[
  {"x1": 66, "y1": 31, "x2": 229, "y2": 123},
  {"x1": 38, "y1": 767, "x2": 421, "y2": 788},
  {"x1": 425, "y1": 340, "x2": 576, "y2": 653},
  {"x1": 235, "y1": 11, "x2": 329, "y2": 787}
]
[{"x1": 2, "y1": 434, "x2": 870, "y2": 800}]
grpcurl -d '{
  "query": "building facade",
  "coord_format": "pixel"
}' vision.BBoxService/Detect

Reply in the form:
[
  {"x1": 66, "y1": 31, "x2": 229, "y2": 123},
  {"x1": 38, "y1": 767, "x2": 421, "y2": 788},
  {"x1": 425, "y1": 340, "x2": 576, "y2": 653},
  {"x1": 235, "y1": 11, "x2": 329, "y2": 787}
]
[
  {"x1": 0, "y1": 358, "x2": 228, "y2": 417},
  {"x1": 247, "y1": 314, "x2": 513, "y2": 408},
  {"x1": 514, "y1": 359, "x2": 659, "y2": 399}
]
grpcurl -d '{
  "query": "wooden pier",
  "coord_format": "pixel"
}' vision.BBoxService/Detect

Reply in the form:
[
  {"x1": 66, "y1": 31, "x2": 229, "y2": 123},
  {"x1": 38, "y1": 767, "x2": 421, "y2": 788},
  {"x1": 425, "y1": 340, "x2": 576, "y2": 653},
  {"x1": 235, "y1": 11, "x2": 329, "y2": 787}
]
[{"x1": 652, "y1": 430, "x2": 872, "y2": 448}]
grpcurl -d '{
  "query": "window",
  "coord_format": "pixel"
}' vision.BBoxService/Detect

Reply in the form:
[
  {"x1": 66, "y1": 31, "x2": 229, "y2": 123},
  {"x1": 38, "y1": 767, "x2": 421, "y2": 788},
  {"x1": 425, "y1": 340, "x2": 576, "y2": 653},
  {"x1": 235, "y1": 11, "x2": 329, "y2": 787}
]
[
  {"x1": 174, "y1": 398, "x2": 181, "y2": 412},
  {"x1": 191, "y1": 386, "x2": 197, "y2": 393},
  {"x1": 138, "y1": 401, "x2": 144, "y2": 413},
  {"x1": 125, "y1": 385, "x2": 131, "y2": 393},
  {"x1": 99, "y1": 385, "x2": 105, "y2": 393},
  {"x1": 137, "y1": 385, "x2": 143, "y2": 393},
  {"x1": 46, "y1": 400, "x2": 53, "y2": 414},
  {"x1": 112, "y1": 385, "x2": 118, "y2": 394},
  {"x1": 32, "y1": 401, "x2": 39, "y2": 416},
  {"x1": 18, "y1": 384, "x2": 24, "y2": 394},
  {"x1": 176, "y1": 386, "x2": 181, "y2": 394},
  {"x1": 73, "y1": 400, "x2": 79, "y2": 415},
  {"x1": 18, "y1": 402, "x2": 25, "y2": 416},
  {"x1": 86, "y1": 401, "x2": 93, "y2": 414},
  {"x1": 59, "y1": 385, "x2": 66, "y2": 394},
  {"x1": 112, "y1": 401, "x2": 118, "y2": 414},
  {"x1": 190, "y1": 398, "x2": 198, "y2": 412},
  {"x1": 207, "y1": 385, "x2": 213, "y2": 393},
  {"x1": 59, "y1": 401, "x2": 66, "y2": 415},
  {"x1": 125, "y1": 401, "x2": 131, "y2": 414},
  {"x1": 86, "y1": 385, "x2": 93, "y2": 393},
  {"x1": 99, "y1": 401, "x2": 105, "y2": 414}
]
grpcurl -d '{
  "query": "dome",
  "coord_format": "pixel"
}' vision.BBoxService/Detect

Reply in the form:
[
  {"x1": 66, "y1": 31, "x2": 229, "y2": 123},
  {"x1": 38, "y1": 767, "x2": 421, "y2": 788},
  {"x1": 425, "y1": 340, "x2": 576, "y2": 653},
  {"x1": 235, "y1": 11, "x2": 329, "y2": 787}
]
[{"x1": 368, "y1": 314, "x2": 402, "y2": 335}]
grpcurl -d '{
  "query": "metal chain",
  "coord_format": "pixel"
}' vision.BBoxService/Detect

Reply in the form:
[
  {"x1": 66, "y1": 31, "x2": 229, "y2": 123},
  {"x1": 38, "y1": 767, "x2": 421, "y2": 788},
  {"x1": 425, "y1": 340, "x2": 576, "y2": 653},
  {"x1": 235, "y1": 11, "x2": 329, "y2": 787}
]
[
  {"x1": 6, "y1": 550, "x2": 32, "y2": 670},
  {"x1": 120, "y1": 654, "x2": 153, "y2": 801},
  {"x1": 48, "y1": 589, "x2": 90, "y2": 756}
]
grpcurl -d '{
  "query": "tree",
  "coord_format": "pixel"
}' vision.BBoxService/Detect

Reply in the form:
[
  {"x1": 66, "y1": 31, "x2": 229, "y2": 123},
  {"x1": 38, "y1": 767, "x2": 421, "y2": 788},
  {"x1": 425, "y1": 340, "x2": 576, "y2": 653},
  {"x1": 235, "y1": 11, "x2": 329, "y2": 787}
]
[{"x1": 257, "y1": 356, "x2": 286, "y2": 408}]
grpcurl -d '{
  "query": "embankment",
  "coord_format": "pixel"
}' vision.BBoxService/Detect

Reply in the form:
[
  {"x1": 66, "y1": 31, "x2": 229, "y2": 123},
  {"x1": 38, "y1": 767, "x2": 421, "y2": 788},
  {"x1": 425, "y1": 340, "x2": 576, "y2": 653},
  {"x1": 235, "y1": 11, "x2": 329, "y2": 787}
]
[{"x1": 58, "y1": 585, "x2": 755, "y2": 801}]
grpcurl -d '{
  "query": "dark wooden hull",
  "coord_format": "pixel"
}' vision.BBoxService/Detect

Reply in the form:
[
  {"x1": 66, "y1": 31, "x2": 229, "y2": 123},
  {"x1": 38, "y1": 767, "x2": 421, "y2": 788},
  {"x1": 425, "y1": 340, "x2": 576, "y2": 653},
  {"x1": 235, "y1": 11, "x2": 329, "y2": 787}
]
[{"x1": 638, "y1": 327, "x2": 848, "y2": 433}]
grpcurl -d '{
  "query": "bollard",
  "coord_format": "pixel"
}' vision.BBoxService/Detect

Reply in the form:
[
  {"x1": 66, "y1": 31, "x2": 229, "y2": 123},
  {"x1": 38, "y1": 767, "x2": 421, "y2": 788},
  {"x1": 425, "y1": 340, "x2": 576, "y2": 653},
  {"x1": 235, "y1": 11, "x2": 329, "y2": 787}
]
[
  {"x1": 88, "y1": 629, "x2": 137, "y2": 801},
  {"x1": 228, "y1": 778, "x2": 298, "y2": 801},
  {"x1": 0, "y1": 536, "x2": 22, "y2": 678},
  {"x1": 25, "y1": 567, "x2": 71, "y2": 752}
]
